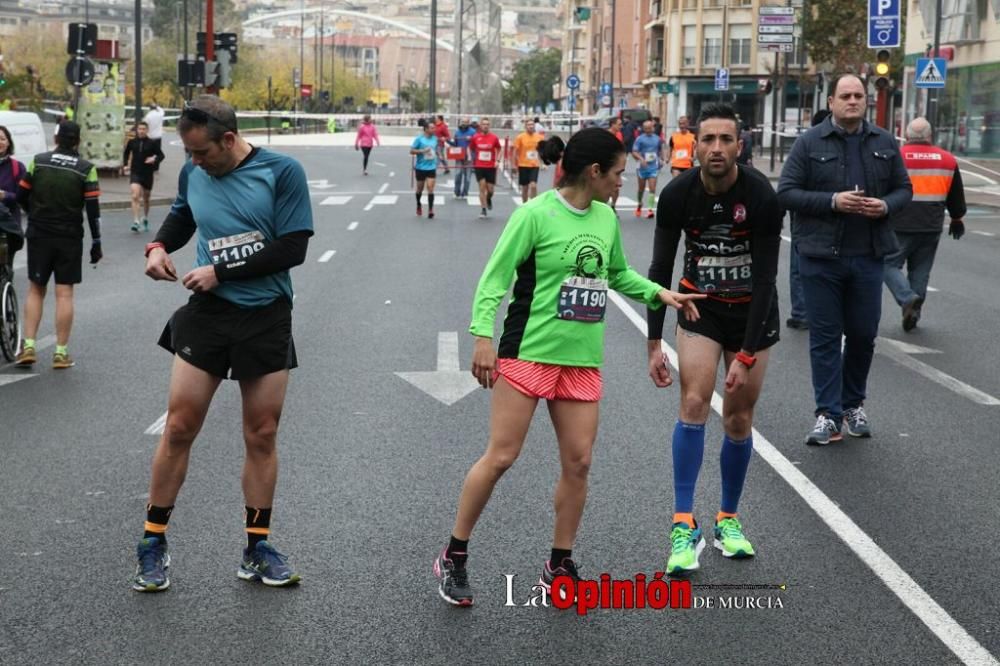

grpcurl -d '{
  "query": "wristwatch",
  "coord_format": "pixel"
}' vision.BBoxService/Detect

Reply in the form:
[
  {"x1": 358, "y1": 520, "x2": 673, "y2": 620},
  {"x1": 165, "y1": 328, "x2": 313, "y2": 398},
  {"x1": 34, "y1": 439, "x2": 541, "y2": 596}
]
[
  {"x1": 735, "y1": 351, "x2": 757, "y2": 369},
  {"x1": 144, "y1": 242, "x2": 165, "y2": 257}
]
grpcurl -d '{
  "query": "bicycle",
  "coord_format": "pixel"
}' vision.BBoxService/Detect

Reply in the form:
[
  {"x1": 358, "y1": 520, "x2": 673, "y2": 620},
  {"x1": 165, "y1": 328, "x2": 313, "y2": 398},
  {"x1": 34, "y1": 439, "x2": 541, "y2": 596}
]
[{"x1": 0, "y1": 234, "x2": 22, "y2": 362}]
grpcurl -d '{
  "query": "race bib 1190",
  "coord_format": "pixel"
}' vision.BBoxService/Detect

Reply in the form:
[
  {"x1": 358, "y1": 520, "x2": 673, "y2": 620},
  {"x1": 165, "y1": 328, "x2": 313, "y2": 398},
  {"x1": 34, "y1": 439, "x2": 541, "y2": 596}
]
[{"x1": 558, "y1": 276, "x2": 608, "y2": 323}]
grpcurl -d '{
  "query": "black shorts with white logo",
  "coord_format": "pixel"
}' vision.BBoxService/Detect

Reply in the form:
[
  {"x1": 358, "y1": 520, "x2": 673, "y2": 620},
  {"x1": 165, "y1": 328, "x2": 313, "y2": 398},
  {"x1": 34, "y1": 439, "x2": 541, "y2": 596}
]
[
  {"x1": 158, "y1": 292, "x2": 297, "y2": 380},
  {"x1": 677, "y1": 291, "x2": 780, "y2": 353},
  {"x1": 130, "y1": 171, "x2": 155, "y2": 191},
  {"x1": 415, "y1": 168, "x2": 436, "y2": 182},
  {"x1": 518, "y1": 167, "x2": 539, "y2": 186},
  {"x1": 474, "y1": 167, "x2": 497, "y2": 185},
  {"x1": 27, "y1": 236, "x2": 82, "y2": 285}
]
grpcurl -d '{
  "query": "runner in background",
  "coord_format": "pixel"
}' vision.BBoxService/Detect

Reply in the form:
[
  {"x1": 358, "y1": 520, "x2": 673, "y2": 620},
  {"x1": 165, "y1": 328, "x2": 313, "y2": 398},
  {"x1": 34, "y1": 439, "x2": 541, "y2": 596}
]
[
  {"x1": 354, "y1": 115, "x2": 380, "y2": 176},
  {"x1": 410, "y1": 120, "x2": 439, "y2": 219},
  {"x1": 450, "y1": 118, "x2": 476, "y2": 199},
  {"x1": 512, "y1": 119, "x2": 544, "y2": 203},
  {"x1": 670, "y1": 116, "x2": 697, "y2": 177},
  {"x1": 434, "y1": 115, "x2": 452, "y2": 175},
  {"x1": 632, "y1": 120, "x2": 665, "y2": 219},
  {"x1": 468, "y1": 118, "x2": 502, "y2": 219}
]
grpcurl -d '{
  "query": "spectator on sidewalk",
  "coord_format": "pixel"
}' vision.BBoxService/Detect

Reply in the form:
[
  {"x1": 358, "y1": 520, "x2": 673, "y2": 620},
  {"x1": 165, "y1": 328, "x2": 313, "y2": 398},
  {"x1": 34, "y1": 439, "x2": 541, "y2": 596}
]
[
  {"x1": 777, "y1": 74, "x2": 912, "y2": 446},
  {"x1": 884, "y1": 117, "x2": 966, "y2": 332},
  {"x1": 786, "y1": 108, "x2": 831, "y2": 330}
]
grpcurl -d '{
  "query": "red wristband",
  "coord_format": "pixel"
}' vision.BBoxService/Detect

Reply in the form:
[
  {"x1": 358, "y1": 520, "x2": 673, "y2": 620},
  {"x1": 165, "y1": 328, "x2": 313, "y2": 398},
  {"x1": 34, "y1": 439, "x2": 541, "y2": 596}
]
[
  {"x1": 735, "y1": 351, "x2": 757, "y2": 369},
  {"x1": 144, "y1": 242, "x2": 165, "y2": 258}
]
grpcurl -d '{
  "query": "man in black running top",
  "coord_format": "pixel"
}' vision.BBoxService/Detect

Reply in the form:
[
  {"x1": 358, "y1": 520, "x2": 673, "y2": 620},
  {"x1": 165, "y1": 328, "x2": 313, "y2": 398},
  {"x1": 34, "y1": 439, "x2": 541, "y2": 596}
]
[{"x1": 646, "y1": 103, "x2": 783, "y2": 576}]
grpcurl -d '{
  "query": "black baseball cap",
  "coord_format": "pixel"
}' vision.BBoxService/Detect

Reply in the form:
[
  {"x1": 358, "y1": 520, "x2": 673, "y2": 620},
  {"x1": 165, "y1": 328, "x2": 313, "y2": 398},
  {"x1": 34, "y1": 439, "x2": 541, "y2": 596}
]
[{"x1": 56, "y1": 120, "x2": 81, "y2": 139}]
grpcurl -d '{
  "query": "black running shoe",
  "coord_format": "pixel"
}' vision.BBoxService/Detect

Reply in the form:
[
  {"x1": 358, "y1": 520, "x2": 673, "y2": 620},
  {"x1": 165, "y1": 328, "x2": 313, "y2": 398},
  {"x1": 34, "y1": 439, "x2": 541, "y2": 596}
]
[
  {"x1": 539, "y1": 557, "x2": 581, "y2": 601},
  {"x1": 433, "y1": 547, "x2": 473, "y2": 606}
]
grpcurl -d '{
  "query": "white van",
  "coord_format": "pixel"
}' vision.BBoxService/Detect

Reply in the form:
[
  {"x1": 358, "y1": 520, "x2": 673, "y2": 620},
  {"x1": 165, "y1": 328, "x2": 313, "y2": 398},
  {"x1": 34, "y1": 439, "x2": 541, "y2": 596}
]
[{"x1": 0, "y1": 111, "x2": 49, "y2": 164}]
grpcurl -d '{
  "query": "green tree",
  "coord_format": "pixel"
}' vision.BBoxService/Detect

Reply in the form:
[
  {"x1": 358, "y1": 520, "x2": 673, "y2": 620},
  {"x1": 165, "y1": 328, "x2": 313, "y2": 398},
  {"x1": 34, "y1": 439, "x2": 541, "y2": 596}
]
[
  {"x1": 400, "y1": 81, "x2": 432, "y2": 113},
  {"x1": 801, "y1": 0, "x2": 905, "y2": 80},
  {"x1": 501, "y1": 48, "x2": 561, "y2": 112}
]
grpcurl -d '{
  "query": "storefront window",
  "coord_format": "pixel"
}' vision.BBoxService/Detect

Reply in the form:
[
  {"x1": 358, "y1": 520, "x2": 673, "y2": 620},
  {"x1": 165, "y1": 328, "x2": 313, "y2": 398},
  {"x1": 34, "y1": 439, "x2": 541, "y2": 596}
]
[{"x1": 906, "y1": 61, "x2": 1000, "y2": 157}]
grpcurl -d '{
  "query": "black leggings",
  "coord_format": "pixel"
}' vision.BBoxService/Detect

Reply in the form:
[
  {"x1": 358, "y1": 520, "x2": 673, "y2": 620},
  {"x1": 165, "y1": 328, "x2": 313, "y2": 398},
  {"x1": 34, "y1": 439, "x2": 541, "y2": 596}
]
[{"x1": 362, "y1": 146, "x2": 372, "y2": 170}]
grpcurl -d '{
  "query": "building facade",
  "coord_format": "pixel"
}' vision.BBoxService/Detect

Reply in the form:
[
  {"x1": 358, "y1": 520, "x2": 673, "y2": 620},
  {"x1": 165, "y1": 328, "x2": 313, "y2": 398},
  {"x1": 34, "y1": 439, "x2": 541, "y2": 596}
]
[{"x1": 903, "y1": 0, "x2": 1000, "y2": 157}]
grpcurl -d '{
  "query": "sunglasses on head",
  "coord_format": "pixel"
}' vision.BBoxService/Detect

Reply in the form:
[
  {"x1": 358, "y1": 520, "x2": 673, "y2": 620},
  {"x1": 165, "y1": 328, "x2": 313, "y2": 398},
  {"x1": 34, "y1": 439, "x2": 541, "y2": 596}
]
[{"x1": 181, "y1": 103, "x2": 237, "y2": 132}]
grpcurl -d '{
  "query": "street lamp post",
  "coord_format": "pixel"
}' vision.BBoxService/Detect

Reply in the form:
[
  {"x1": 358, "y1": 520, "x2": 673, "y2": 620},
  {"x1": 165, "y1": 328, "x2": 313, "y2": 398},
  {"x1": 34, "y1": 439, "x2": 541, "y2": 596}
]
[{"x1": 397, "y1": 64, "x2": 403, "y2": 117}]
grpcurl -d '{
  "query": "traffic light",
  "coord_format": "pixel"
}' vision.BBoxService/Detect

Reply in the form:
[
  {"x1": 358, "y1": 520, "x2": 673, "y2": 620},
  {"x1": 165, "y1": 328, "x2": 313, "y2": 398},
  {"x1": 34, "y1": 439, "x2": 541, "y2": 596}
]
[{"x1": 874, "y1": 49, "x2": 891, "y2": 89}]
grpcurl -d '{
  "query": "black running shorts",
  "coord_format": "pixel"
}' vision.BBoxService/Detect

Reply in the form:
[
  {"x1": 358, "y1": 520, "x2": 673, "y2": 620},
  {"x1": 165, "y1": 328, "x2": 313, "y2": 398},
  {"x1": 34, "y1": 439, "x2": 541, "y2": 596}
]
[
  {"x1": 677, "y1": 292, "x2": 780, "y2": 353},
  {"x1": 158, "y1": 292, "x2": 297, "y2": 380},
  {"x1": 130, "y1": 171, "x2": 155, "y2": 191},
  {"x1": 27, "y1": 236, "x2": 82, "y2": 285},
  {"x1": 415, "y1": 168, "x2": 436, "y2": 182},
  {"x1": 474, "y1": 167, "x2": 497, "y2": 185},
  {"x1": 518, "y1": 167, "x2": 539, "y2": 186}
]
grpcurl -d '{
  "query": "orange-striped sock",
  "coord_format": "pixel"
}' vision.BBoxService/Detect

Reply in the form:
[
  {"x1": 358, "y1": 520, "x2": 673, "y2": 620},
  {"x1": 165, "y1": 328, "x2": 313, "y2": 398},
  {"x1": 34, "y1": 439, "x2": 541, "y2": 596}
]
[
  {"x1": 245, "y1": 506, "x2": 272, "y2": 549},
  {"x1": 672, "y1": 512, "x2": 696, "y2": 529},
  {"x1": 144, "y1": 504, "x2": 173, "y2": 544},
  {"x1": 716, "y1": 511, "x2": 738, "y2": 524}
]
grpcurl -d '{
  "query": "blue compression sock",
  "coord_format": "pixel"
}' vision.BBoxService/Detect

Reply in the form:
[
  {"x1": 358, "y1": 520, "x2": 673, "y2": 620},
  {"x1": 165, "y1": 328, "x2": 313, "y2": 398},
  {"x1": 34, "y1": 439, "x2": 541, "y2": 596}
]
[
  {"x1": 719, "y1": 434, "x2": 754, "y2": 514},
  {"x1": 672, "y1": 421, "x2": 706, "y2": 514}
]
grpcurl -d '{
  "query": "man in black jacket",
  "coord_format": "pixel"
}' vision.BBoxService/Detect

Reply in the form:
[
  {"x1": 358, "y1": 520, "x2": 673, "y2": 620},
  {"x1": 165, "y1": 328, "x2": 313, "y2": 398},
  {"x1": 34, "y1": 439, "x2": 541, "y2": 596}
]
[
  {"x1": 15, "y1": 121, "x2": 102, "y2": 370},
  {"x1": 777, "y1": 74, "x2": 912, "y2": 446},
  {"x1": 122, "y1": 121, "x2": 165, "y2": 232}
]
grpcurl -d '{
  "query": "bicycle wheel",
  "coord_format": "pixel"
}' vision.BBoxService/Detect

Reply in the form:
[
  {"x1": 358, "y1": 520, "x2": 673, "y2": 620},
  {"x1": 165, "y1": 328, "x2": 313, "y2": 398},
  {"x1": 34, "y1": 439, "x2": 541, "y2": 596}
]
[{"x1": 0, "y1": 278, "x2": 21, "y2": 362}]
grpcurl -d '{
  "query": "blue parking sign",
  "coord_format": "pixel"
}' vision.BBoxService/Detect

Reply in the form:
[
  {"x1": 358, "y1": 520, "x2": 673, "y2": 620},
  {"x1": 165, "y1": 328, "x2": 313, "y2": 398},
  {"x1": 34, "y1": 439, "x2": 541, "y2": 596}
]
[{"x1": 868, "y1": 0, "x2": 900, "y2": 48}]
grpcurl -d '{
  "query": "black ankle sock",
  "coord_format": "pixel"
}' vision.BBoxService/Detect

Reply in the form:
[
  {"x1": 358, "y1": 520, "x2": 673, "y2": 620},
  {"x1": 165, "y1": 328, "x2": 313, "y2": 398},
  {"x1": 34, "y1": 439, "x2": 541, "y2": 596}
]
[
  {"x1": 245, "y1": 506, "x2": 272, "y2": 549},
  {"x1": 144, "y1": 504, "x2": 174, "y2": 545},
  {"x1": 550, "y1": 548, "x2": 572, "y2": 566},
  {"x1": 447, "y1": 535, "x2": 469, "y2": 565}
]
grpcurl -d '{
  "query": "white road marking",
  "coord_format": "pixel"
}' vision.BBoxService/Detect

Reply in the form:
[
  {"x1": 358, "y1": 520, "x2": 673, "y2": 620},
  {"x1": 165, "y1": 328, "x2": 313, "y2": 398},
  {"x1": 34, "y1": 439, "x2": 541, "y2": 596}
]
[
  {"x1": 145, "y1": 411, "x2": 167, "y2": 436},
  {"x1": 13, "y1": 254, "x2": 26, "y2": 271},
  {"x1": 379, "y1": 183, "x2": 389, "y2": 194},
  {"x1": 0, "y1": 374, "x2": 33, "y2": 386},
  {"x1": 927, "y1": 286, "x2": 939, "y2": 292},
  {"x1": 614, "y1": 196, "x2": 639, "y2": 208},
  {"x1": 608, "y1": 291, "x2": 999, "y2": 666},
  {"x1": 781, "y1": 235, "x2": 792, "y2": 243},
  {"x1": 0, "y1": 334, "x2": 56, "y2": 373},
  {"x1": 307, "y1": 179, "x2": 336, "y2": 189},
  {"x1": 876, "y1": 337, "x2": 1000, "y2": 406},
  {"x1": 320, "y1": 195, "x2": 353, "y2": 206},
  {"x1": 374, "y1": 161, "x2": 387, "y2": 167},
  {"x1": 318, "y1": 250, "x2": 337, "y2": 263},
  {"x1": 970, "y1": 230, "x2": 995, "y2": 237},
  {"x1": 394, "y1": 331, "x2": 480, "y2": 406},
  {"x1": 364, "y1": 195, "x2": 398, "y2": 211},
  {"x1": 389, "y1": 171, "x2": 395, "y2": 178},
  {"x1": 347, "y1": 221, "x2": 359, "y2": 231}
]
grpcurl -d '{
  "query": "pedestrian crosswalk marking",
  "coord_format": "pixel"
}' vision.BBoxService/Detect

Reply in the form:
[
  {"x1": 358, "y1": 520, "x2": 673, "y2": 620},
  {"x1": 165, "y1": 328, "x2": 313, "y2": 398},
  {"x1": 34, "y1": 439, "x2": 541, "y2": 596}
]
[
  {"x1": 320, "y1": 195, "x2": 353, "y2": 206},
  {"x1": 364, "y1": 195, "x2": 398, "y2": 211}
]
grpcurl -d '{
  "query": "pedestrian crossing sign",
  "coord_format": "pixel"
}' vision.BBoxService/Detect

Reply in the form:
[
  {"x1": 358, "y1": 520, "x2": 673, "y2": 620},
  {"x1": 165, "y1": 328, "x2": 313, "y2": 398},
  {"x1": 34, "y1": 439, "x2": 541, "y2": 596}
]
[{"x1": 914, "y1": 58, "x2": 947, "y2": 89}]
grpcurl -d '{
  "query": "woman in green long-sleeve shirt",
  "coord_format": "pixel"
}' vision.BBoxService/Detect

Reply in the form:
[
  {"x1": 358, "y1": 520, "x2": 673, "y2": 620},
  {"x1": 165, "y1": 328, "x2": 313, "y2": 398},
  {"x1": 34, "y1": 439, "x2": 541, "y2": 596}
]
[{"x1": 432, "y1": 128, "x2": 705, "y2": 606}]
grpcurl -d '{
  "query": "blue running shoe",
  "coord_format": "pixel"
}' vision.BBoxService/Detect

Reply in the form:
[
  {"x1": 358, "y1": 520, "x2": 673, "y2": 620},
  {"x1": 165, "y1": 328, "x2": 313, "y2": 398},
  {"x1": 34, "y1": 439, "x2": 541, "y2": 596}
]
[
  {"x1": 238, "y1": 541, "x2": 302, "y2": 587},
  {"x1": 133, "y1": 537, "x2": 170, "y2": 592}
]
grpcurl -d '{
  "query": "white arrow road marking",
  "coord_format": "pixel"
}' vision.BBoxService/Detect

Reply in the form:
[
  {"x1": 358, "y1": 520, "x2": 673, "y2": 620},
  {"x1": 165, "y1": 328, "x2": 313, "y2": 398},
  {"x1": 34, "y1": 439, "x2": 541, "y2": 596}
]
[
  {"x1": 320, "y1": 195, "x2": 353, "y2": 206},
  {"x1": 318, "y1": 250, "x2": 337, "y2": 263},
  {"x1": 876, "y1": 337, "x2": 1000, "y2": 405},
  {"x1": 145, "y1": 411, "x2": 167, "y2": 436},
  {"x1": 608, "y1": 291, "x2": 999, "y2": 666},
  {"x1": 364, "y1": 195, "x2": 398, "y2": 211},
  {"x1": 307, "y1": 179, "x2": 336, "y2": 189},
  {"x1": 347, "y1": 221, "x2": 359, "y2": 231},
  {"x1": 970, "y1": 230, "x2": 995, "y2": 237},
  {"x1": 394, "y1": 331, "x2": 481, "y2": 406},
  {"x1": 0, "y1": 374, "x2": 34, "y2": 387}
]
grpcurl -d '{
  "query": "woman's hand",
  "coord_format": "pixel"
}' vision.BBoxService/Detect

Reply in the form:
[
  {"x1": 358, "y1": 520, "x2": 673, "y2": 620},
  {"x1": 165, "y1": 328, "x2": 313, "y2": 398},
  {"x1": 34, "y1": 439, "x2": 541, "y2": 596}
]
[{"x1": 471, "y1": 336, "x2": 497, "y2": 389}]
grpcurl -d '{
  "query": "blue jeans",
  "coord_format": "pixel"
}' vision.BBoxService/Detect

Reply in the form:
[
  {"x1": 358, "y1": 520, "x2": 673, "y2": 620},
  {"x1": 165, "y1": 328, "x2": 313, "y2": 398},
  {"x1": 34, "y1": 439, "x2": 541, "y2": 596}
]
[
  {"x1": 789, "y1": 244, "x2": 807, "y2": 320},
  {"x1": 882, "y1": 231, "x2": 941, "y2": 307},
  {"x1": 799, "y1": 254, "x2": 884, "y2": 421},
  {"x1": 454, "y1": 159, "x2": 470, "y2": 197}
]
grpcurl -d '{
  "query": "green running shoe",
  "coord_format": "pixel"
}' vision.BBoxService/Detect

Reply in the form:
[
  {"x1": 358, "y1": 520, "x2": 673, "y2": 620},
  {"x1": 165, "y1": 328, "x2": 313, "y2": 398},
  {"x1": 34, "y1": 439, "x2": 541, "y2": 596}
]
[
  {"x1": 666, "y1": 522, "x2": 705, "y2": 575},
  {"x1": 713, "y1": 517, "x2": 755, "y2": 558}
]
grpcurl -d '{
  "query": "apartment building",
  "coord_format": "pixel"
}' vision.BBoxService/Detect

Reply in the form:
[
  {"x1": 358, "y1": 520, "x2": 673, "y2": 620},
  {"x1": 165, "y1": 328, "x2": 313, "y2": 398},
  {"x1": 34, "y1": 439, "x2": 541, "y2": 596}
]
[
  {"x1": 903, "y1": 0, "x2": 1000, "y2": 156},
  {"x1": 644, "y1": 0, "x2": 816, "y2": 133}
]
